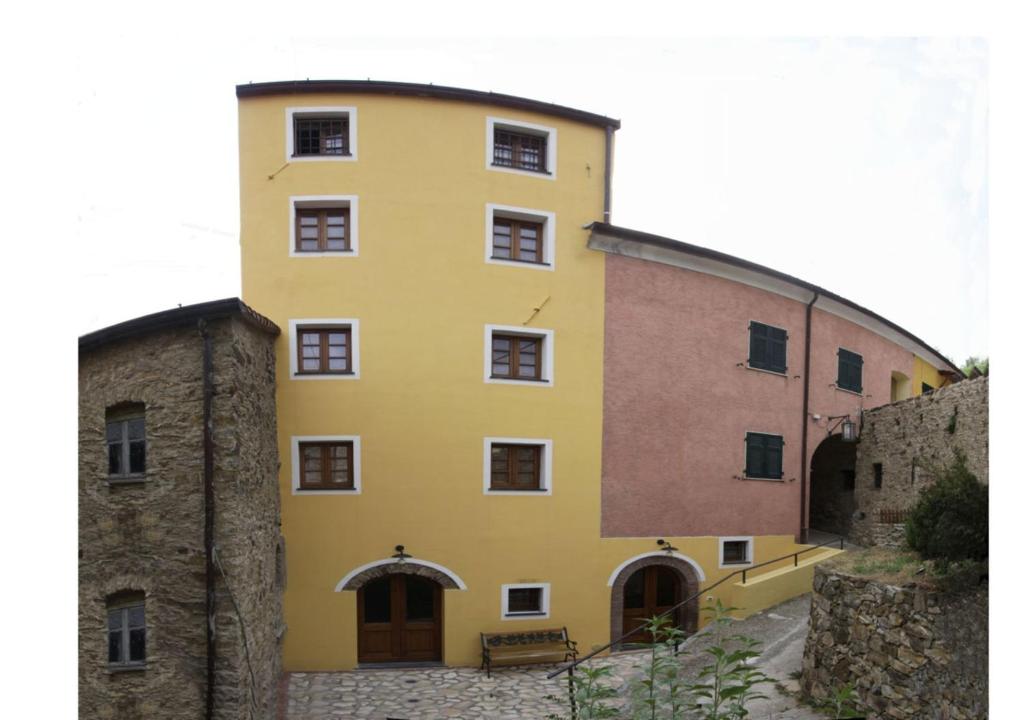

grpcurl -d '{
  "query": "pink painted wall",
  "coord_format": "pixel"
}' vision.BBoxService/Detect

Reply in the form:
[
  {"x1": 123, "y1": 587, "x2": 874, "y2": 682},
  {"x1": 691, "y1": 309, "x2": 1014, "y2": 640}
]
[{"x1": 601, "y1": 254, "x2": 915, "y2": 538}]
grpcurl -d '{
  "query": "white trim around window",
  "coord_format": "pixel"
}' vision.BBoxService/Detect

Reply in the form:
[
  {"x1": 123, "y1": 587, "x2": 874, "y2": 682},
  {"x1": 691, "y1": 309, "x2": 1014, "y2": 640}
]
[
  {"x1": 719, "y1": 536, "x2": 754, "y2": 568},
  {"x1": 484, "y1": 324, "x2": 554, "y2": 387},
  {"x1": 485, "y1": 203, "x2": 555, "y2": 270},
  {"x1": 483, "y1": 437, "x2": 553, "y2": 496},
  {"x1": 500, "y1": 583, "x2": 551, "y2": 620},
  {"x1": 290, "y1": 435, "x2": 362, "y2": 495},
  {"x1": 285, "y1": 106, "x2": 358, "y2": 162},
  {"x1": 485, "y1": 116, "x2": 557, "y2": 180},
  {"x1": 289, "y1": 196, "x2": 359, "y2": 257},
  {"x1": 288, "y1": 319, "x2": 361, "y2": 380}
]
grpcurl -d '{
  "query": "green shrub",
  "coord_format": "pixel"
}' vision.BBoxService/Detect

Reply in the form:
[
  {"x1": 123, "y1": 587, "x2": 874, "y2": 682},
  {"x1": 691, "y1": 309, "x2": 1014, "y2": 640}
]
[{"x1": 905, "y1": 451, "x2": 987, "y2": 562}]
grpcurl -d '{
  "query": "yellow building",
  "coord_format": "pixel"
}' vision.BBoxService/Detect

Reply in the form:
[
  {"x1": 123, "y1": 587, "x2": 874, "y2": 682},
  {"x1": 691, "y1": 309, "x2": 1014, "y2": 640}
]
[{"x1": 237, "y1": 80, "x2": 955, "y2": 671}]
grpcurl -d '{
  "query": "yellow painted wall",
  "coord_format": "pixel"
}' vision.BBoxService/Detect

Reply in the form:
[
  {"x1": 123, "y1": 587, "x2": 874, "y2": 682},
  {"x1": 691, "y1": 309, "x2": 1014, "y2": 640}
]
[
  {"x1": 238, "y1": 91, "x2": 811, "y2": 670},
  {"x1": 912, "y1": 356, "x2": 946, "y2": 396}
]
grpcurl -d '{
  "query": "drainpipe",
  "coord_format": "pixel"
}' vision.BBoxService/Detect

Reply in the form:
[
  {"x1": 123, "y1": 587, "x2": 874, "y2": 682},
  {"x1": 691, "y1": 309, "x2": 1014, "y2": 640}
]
[
  {"x1": 603, "y1": 125, "x2": 613, "y2": 222},
  {"x1": 199, "y1": 319, "x2": 216, "y2": 720},
  {"x1": 799, "y1": 292, "x2": 819, "y2": 545}
]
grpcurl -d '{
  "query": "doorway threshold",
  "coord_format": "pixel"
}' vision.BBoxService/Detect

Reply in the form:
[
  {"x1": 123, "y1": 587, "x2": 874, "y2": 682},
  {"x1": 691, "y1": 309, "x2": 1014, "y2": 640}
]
[{"x1": 356, "y1": 661, "x2": 445, "y2": 670}]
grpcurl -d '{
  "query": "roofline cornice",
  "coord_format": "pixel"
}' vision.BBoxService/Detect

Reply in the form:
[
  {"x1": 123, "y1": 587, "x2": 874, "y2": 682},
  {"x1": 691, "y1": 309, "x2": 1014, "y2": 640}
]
[
  {"x1": 235, "y1": 80, "x2": 621, "y2": 130},
  {"x1": 586, "y1": 222, "x2": 962, "y2": 377},
  {"x1": 79, "y1": 298, "x2": 280, "y2": 354}
]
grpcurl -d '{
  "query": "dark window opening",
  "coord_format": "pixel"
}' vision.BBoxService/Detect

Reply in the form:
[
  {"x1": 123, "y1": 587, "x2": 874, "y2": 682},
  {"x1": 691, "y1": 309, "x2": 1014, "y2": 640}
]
[
  {"x1": 837, "y1": 349, "x2": 864, "y2": 393},
  {"x1": 745, "y1": 433, "x2": 783, "y2": 479},
  {"x1": 722, "y1": 540, "x2": 750, "y2": 565},
  {"x1": 106, "y1": 404, "x2": 146, "y2": 478},
  {"x1": 748, "y1": 321, "x2": 788, "y2": 373},
  {"x1": 493, "y1": 129, "x2": 548, "y2": 173},
  {"x1": 922, "y1": 382, "x2": 935, "y2": 395},
  {"x1": 873, "y1": 463, "x2": 883, "y2": 489},
  {"x1": 294, "y1": 116, "x2": 350, "y2": 156},
  {"x1": 506, "y1": 587, "x2": 544, "y2": 615},
  {"x1": 107, "y1": 593, "x2": 146, "y2": 667}
]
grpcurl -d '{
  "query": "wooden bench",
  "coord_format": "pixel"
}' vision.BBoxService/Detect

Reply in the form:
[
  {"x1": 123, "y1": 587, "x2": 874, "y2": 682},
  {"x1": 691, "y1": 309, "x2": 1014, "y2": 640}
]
[{"x1": 480, "y1": 627, "x2": 577, "y2": 678}]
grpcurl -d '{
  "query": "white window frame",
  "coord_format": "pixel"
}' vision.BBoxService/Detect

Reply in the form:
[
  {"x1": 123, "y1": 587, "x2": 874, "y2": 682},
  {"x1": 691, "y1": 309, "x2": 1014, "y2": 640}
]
[
  {"x1": 484, "y1": 324, "x2": 554, "y2": 387},
  {"x1": 289, "y1": 195, "x2": 359, "y2": 257},
  {"x1": 483, "y1": 437, "x2": 553, "y2": 496},
  {"x1": 289, "y1": 318, "x2": 361, "y2": 380},
  {"x1": 485, "y1": 203, "x2": 555, "y2": 270},
  {"x1": 719, "y1": 537, "x2": 754, "y2": 568},
  {"x1": 290, "y1": 435, "x2": 362, "y2": 495},
  {"x1": 285, "y1": 106, "x2": 358, "y2": 163},
  {"x1": 500, "y1": 582, "x2": 551, "y2": 620},
  {"x1": 486, "y1": 116, "x2": 557, "y2": 180}
]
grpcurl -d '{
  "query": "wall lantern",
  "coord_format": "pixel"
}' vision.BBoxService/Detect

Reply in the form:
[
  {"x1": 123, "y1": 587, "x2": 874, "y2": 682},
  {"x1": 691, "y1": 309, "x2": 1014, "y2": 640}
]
[
  {"x1": 391, "y1": 545, "x2": 411, "y2": 564},
  {"x1": 656, "y1": 538, "x2": 678, "y2": 554},
  {"x1": 827, "y1": 415, "x2": 859, "y2": 442}
]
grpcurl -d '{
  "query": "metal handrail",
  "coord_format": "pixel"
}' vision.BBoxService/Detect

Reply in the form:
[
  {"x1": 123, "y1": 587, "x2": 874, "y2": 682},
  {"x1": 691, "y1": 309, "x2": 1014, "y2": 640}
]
[{"x1": 546, "y1": 532, "x2": 845, "y2": 680}]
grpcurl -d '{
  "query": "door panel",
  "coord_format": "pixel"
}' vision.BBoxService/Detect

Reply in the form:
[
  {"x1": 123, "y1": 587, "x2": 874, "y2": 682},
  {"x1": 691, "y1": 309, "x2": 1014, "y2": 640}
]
[
  {"x1": 358, "y1": 574, "x2": 442, "y2": 663},
  {"x1": 621, "y1": 566, "x2": 681, "y2": 645}
]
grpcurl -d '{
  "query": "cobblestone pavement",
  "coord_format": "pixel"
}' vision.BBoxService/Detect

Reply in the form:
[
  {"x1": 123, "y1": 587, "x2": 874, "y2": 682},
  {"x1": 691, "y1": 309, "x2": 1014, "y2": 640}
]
[{"x1": 285, "y1": 595, "x2": 828, "y2": 719}]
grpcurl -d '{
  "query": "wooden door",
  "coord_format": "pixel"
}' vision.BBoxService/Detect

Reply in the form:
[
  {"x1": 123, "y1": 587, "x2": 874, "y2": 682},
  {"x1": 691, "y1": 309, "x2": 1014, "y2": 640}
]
[
  {"x1": 621, "y1": 566, "x2": 681, "y2": 644},
  {"x1": 358, "y1": 575, "x2": 442, "y2": 663}
]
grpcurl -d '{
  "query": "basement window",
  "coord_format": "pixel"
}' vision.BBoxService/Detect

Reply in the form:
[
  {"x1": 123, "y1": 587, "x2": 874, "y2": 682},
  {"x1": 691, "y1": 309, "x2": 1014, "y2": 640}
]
[
  {"x1": 720, "y1": 538, "x2": 753, "y2": 567},
  {"x1": 501, "y1": 583, "x2": 550, "y2": 619}
]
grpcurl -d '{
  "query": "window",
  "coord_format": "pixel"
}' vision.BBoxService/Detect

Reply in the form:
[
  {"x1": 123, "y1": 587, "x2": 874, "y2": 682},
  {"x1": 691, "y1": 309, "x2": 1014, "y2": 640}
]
[
  {"x1": 874, "y1": 463, "x2": 884, "y2": 489},
  {"x1": 484, "y1": 438, "x2": 552, "y2": 495},
  {"x1": 485, "y1": 325, "x2": 554, "y2": 385},
  {"x1": 745, "y1": 432, "x2": 783, "y2": 479},
  {"x1": 501, "y1": 583, "x2": 550, "y2": 619},
  {"x1": 720, "y1": 538, "x2": 753, "y2": 567},
  {"x1": 285, "y1": 107, "x2": 358, "y2": 162},
  {"x1": 107, "y1": 593, "x2": 146, "y2": 668},
  {"x1": 290, "y1": 196, "x2": 359, "y2": 257},
  {"x1": 298, "y1": 441, "x2": 354, "y2": 490},
  {"x1": 486, "y1": 117, "x2": 557, "y2": 178},
  {"x1": 837, "y1": 348, "x2": 864, "y2": 393},
  {"x1": 290, "y1": 436, "x2": 362, "y2": 494},
  {"x1": 748, "y1": 321, "x2": 787, "y2": 374},
  {"x1": 106, "y1": 404, "x2": 145, "y2": 480},
  {"x1": 921, "y1": 382, "x2": 935, "y2": 395},
  {"x1": 486, "y1": 204, "x2": 555, "y2": 269},
  {"x1": 289, "y1": 319, "x2": 360, "y2": 380}
]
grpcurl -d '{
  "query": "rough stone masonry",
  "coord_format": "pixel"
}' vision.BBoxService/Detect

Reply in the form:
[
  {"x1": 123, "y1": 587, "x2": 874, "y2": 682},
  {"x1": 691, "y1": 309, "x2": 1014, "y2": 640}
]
[
  {"x1": 78, "y1": 302, "x2": 283, "y2": 720},
  {"x1": 850, "y1": 375, "x2": 988, "y2": 547}
]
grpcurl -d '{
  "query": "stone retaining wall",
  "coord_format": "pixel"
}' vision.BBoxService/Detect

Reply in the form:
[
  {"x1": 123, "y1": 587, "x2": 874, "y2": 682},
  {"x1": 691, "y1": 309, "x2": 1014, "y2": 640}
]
[
  {"x1": 801, "y1": 565, "x2": 987, "y2": 719},
  {"x1": 850, "y1": 376, "x2": 988, "y2": 547}
]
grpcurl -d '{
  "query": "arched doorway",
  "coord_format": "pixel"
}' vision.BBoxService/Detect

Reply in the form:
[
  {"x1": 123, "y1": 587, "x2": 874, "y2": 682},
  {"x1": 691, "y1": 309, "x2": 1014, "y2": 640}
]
[
  {"x1": 808, "y1": 434, "x2": 859, "y2": 536},
  {"x1": 357, "y1": 574, "x2": 442, "y2": 663},
  {"x1": 336, "y1": 557, "x2": 466, "y2": 664},
  {"x1": 608, "y1": 554, "x2": 702, "y2": 648}
]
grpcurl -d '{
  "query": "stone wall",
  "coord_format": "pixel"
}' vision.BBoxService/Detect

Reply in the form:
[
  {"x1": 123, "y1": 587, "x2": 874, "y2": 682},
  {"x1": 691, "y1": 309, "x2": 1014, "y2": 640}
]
[
  {"x1": 801, "y1": 565, "x2": 988, "y2": 719},
  {"x1": 79, "y1": 310, "x2": 281, "y2": 720},
  {"x1": 850, "y1": 376, "x2": 988, "y2": 547}
]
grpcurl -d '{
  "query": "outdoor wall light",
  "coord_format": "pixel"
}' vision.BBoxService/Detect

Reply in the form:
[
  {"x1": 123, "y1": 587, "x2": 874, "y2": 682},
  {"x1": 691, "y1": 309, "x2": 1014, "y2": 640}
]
[
  {"x1": 827, "y1": 415, "x2": 859, "y2": 442},
  {"x1": 391, "y1": 544, "x2": 411, "y2": 563},
  {"x1": 657, "y1": 538, "x2": 678, "y2": 554}
]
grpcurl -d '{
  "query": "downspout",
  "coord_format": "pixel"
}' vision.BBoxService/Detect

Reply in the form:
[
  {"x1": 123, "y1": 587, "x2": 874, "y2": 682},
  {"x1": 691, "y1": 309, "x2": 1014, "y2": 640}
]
[
  {"x1": 603, "y1": 125, "x2": 613, "y2": 222},
  {"x1": 799, "y1": 292, "x2": 819, "y2": 545},
  {"x1": 199, "y1": 319, "x2": 216, "y2": 720}
]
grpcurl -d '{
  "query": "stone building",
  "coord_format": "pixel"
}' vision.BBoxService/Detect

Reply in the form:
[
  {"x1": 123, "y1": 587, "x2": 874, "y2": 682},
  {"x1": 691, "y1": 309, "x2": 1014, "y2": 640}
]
[
  {"x1": 78, "y1": 298, "x2": 284, "y2": 720},
  {"x1": 849, "y1": 375, "x2": 988, "y2": 547}
]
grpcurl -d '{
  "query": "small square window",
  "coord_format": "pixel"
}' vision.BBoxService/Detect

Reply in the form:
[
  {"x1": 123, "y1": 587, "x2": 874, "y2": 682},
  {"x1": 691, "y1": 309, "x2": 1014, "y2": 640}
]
[
  {"x1": 744, "y1": 433, "x2": 783, "y2": 480},
  {"x1": 487, "y1": 117, "x2": 556, "y2": 178},
  {"x1": 486, "y1": 204, "x2": 555, "y2": 269},
  {"x1": 290, "y1": 319, "x2": 360, "y2": 379},
  {"x1": 720, "y1": 538, "x2": 752, "y2": 567},
  {"x1": 501, "y1": 583, "x2": 550, "y2": 619},
  {"x1": 107, "y1": 593, "x2": 146, "y2": 668},
  {"x1": 748, "y1": 321, "x2": 787, "y2": 374},
  {"x1": 491, "y1": 334, "x2": 541, "y2": 380},
  {"x1": 296, "y1": 208, "x2": 350, "y2": 252},
  {"x1": 106, "y1": 404, "x2": 146, "y2": 480},
  {"x1": 298, "y1": 441, "x2": 355, "y2": 490},
  {"x1": 285, "y1": 107, "x2": 358, "y2": 162},
  {"x1": 490, "y1": 444, "x2": 542, "y2": 491},
  {"x1": 837, "y1": 348, "x2": 864, "y2": 393}
]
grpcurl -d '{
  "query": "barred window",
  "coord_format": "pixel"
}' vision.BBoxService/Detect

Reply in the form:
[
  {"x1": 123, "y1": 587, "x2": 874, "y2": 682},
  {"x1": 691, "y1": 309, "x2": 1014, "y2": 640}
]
[
  {"x1": 493, "y1": 129, "x2": 548, "y2": 173},
  {"x1": 294, "y1": 116, "x2": 351, "y2": 156}
]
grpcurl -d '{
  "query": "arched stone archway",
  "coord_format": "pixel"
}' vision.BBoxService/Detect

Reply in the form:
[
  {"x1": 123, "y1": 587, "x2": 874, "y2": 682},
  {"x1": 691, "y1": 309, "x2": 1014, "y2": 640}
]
[
  {"x1": 336, "y1": 558, "x2": 466, "y2": 592},
  {"x1": 809, "y1": 434, "x2": 859, "y2": 536},
  {"x1": 609, "y1": 554, "x2": 702, "y2": 648}
]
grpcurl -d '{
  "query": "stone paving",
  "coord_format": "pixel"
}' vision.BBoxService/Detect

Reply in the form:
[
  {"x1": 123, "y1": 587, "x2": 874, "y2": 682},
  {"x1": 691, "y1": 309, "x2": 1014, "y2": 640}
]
[{"x1": 285, "y1": 595, "x2": 828, "y2": 719}]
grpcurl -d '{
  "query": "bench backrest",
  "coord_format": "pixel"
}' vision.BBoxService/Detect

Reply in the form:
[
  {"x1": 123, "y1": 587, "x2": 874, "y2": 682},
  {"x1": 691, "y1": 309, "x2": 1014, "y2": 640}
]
[{"x1": 481, "y1": 627, "x2": 568, "y2": 649}]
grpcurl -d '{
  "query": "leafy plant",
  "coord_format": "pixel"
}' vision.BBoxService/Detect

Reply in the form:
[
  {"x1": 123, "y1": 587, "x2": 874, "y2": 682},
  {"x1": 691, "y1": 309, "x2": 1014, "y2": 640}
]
[
  {"x1": 905, "y1": 450, "x2": 987, "y2": 563},
  {"x1": 815, "y1": 682, "x2": 864, "y2": 719}
]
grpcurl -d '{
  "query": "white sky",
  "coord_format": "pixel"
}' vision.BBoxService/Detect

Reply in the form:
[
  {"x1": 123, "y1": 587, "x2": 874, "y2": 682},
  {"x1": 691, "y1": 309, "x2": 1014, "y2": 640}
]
[{"x1": 73, "y1": 36, "x2": 987, "y2": 364}]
